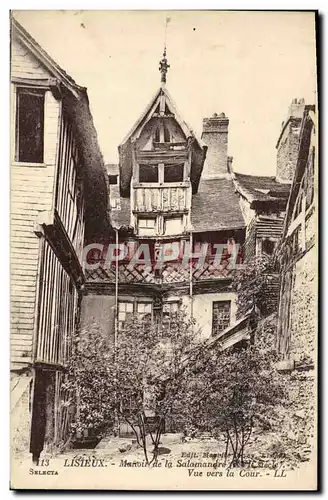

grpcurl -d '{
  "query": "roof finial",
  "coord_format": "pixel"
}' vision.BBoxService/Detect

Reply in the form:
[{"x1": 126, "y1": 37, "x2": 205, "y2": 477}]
[
  {"x1": 159, "y1": 47, "x2": 170, "y2": 86},
  {"x1": 159, "y1": 17, "x2": 171, "y2": 87}
]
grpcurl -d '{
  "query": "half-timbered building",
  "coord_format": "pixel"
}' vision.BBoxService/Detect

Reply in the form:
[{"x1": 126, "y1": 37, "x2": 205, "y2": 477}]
[
  {"x1": 10, "y1": 17, "x2": 108, "y2": 459},
  {"x1": 81, "y1": 50, "x2": 251, "y2": 390}
]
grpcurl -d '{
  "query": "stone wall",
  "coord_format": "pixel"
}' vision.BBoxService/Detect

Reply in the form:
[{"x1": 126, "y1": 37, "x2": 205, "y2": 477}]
[
  {"x1": 288, "y1": 245, "x2": 317, "y2": 363},
  {"x1": 276, "y1": 120, "x2": 301, "y2": 183},
  {"x1": 276, "y1": 99, "x2": 305, "y2": 183}
]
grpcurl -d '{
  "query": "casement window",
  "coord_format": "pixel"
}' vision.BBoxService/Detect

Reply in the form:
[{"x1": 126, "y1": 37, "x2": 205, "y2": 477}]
[
  {"x1": 164, "y1": 163, "x2": 184, "y2": 183},
  {"x1": 15, "y1": 87, "x2": 45, "y2": 163},
  {"x1": 118, "y1": 300, "x2": 152, "y2": 330},
  {"x1": 212, "y1": 300, "x2": 231, "y2": 336},
  {"x1": 118, "y1": 301, "x2": 134, "y2": 331},
  {"x1": 138, "y1": 217, "x2": 156, "y2": 236},
  {"x1": 162, "y1": 301, "x2": 180, "y2": 329},
  {"x1": 164, "y1": 216, "x2": 183, "y2": 236},
  {"x1": 136, "y1": 302, "x2": 152, "y2": 319},
  {"x1": 139, "y1": 164, "x2": 158, "y2": 183}
]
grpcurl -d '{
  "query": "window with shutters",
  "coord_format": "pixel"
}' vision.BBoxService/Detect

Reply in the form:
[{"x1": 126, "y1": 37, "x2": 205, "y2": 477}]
[
  {"x1": 212, "y1": 301, "x2": 231, "y2": 335},
  {"x1": 15, "y1": 87, "x2": 45, "y2": 163}
]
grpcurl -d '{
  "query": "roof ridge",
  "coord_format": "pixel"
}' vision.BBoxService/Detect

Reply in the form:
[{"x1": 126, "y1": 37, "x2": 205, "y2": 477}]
[{"x1": 11, "y1": 15, "x2": 85, "y2": 98}]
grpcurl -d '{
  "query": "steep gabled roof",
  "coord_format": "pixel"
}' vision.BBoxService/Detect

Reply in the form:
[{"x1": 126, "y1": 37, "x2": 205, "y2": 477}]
[
  {"x1": 11, "y1": 16, "x2": 109, "y2": 241},
  {"x1": 11, "y1": 16, "x2": 84, "y2": 98},
  {"x1": 119, "y1": 86, "x2": 204, "y2": 150}
]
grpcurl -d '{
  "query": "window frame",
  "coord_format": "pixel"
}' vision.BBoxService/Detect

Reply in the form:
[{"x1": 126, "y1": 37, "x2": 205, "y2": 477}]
[
  {"x1": 162, "y1": 300, "x2": 180, "y2": 330},
  {"x1": 137, "y1": 216, "x2": 157, "y2": 236},
  {"x1": 211, "y1": 300, "x2": 231, "y2": 336},
  {"x1": 14, "y1": 85, "x2": 46, "y2": 165},
  {"x1": 118, "y1": 299, "x2": 153, "y2": 331},
  {"x1": 163, "y1": 215, "x2": 184, "y2": 236}
]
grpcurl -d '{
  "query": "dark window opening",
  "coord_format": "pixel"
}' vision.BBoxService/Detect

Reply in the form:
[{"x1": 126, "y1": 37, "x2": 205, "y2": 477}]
[
  {"x1": 139, "y1": 164, "x2": 158, "y2": 183},
  {"x1": 212, "y1": 301, "x2": 231, "y2": 335},
  {"x1": 154, "y1": 126, "x2": 160, "y2": 143},
  {"x1": 163, "y1": 122, "x2": 170, "y2": 142},
  {"x1": 108, "y1": 174, "x2": 118, "y2": 185},
  {"x1": 16, "y1": 88, "x2": 45, "y2": 163},
  {"x1": 164, "y1": 164, "x2": 184, "y2": 183},
  {"x1": 262, "y1": 238, "x2": 275, "y2": 256}
]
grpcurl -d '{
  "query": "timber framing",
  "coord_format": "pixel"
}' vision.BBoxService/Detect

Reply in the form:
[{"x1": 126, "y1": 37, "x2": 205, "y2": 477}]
[{"x1": 35, "y1": 210, "x2": 85, "y2": 289}]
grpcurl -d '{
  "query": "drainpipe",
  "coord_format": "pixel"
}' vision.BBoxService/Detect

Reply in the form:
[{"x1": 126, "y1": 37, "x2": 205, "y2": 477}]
[
  {"x1": 189, "y1": 230, "x2": 193, "y2": 323},
  {"x1": 114, "y1": 227, "x2": 119, "y2": 349},
  {"x1": 114, "y1": 226, "x2": 119, "y2": 435}
]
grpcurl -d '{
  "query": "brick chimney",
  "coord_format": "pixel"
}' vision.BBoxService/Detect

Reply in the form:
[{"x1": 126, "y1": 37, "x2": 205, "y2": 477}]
[
  {"x1": 276, "y1": 98, "x2": 305, "y2": 183},
  {"x1": 201, "y1": 112, "x2": 229, "y2": 178}
]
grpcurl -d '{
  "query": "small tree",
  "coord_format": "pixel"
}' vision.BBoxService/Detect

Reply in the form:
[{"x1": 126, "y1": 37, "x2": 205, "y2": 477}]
[
  {"x1": 63, "y1": 324, "x2": 116, "y2": 440},
  {"x1": 65, "y1": 308, "x2": 205, "y2": 465},
  {"x1": 185, "y1": 331, "x2": 285, "y2": 467},
  {"x1": 232, "y1": 254, "x2": 279, "y2": 318},
  {"x1": 112, "y1": 308, "x2": 204, "y2": 464}
]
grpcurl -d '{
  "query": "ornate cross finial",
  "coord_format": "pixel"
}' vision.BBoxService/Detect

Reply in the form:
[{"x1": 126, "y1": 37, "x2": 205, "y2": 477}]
[{"x1": 159, "y1": 48, "x2": 170, "y2": 86}]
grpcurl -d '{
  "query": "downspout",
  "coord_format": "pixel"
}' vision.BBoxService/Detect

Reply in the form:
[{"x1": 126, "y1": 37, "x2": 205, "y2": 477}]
[
  {"x1": 114, "y1": 227, "x2": 119, "y2": 349},
  {"x1": 189, "y1": 230, "x2": 193, "y2": 323},
  {"x1": 114, "y1": 226, "x2": 119, "y2": 435}
]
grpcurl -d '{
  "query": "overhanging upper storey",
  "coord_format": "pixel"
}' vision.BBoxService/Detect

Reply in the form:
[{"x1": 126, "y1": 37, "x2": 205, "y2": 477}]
[{"x1": 118, "y1": 86, "x2": 207, "y2": 197}]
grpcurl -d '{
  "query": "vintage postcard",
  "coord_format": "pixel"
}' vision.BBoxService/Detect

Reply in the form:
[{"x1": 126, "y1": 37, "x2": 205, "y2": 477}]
[{"x1": 10, "y1": 10, "x2": 318, "y2": 490}]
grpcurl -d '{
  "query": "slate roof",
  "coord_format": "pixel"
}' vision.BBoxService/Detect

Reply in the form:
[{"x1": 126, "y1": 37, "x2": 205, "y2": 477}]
[
  {"x1": 233, "y1": 173, "x2": 291, "y2": 204},
  {"x1": 191, "y1": 178, "x2": 245, "y2": 232}
]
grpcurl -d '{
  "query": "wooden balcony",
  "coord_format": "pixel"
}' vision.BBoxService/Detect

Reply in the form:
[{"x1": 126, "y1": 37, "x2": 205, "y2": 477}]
[{"x1": 133, "y1": 184, "x2": 188, "y2": 213}]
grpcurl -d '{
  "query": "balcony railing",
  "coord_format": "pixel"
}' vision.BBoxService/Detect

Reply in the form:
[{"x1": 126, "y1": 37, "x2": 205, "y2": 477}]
[{"x1": 133, "y1": 185, "x2": 188, "y2": 212}]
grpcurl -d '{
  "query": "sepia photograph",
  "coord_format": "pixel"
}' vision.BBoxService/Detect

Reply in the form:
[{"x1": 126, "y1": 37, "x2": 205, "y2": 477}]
[{"x1": 9, "y1": 10, "x2": 318, "y2": 490}]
